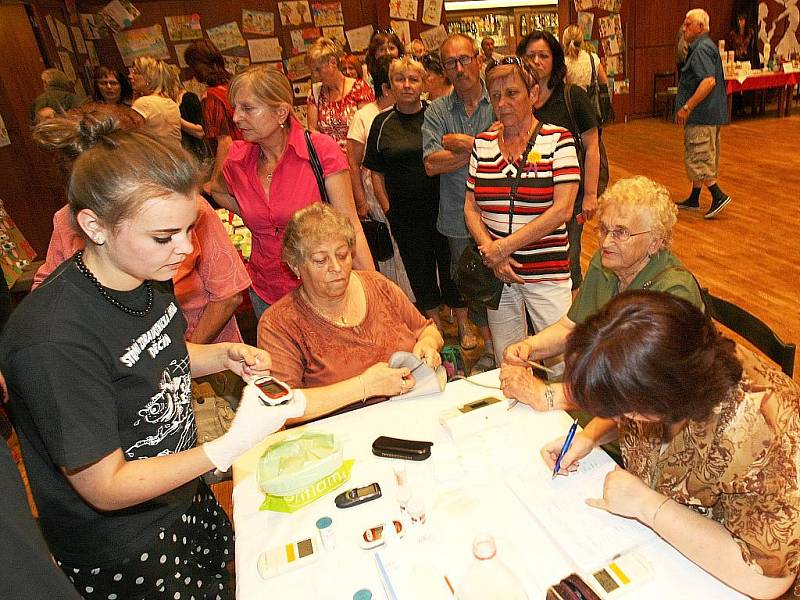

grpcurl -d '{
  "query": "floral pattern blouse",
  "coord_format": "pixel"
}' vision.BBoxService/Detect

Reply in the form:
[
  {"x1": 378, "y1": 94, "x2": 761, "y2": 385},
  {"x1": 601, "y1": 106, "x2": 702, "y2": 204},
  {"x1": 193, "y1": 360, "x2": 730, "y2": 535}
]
[
  {"x1": 308, "y1": 78, "x2": 374, "y2": 149},
  {"x1": 620, "y1": 345, "x2": 800, "y2": 592}
]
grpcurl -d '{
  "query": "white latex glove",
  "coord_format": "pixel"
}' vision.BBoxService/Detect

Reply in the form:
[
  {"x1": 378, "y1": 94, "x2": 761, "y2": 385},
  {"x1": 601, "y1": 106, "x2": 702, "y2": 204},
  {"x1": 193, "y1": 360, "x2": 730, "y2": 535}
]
[{"x1": 203, "y1": 384, "x2": 307, "y2": 471}]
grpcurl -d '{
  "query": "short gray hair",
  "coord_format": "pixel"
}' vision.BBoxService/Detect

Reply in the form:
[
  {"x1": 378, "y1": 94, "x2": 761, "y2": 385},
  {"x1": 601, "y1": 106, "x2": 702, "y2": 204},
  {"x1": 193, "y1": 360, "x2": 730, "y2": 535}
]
[
  {"x1": 686, "y1": 9, "x2": 710, "y2": 30},
  {"x1": 281, "y1": 203, "x2": 355, "y2": 268},
  {"x1": 440, "y1": 33, "x2": 479, "y2": 56},
  {"x1": 597, "y1": 176, "x2": 677, "y2": 249}
]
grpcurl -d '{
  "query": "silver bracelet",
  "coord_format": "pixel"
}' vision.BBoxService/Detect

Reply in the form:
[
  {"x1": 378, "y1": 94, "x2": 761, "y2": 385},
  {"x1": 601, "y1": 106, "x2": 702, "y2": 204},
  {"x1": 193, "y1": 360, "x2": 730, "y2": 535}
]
[
  {"x1": 544, "y1": 383, "x2": 554, "y2": 411},
  {"x1": 652, "y1": 496, "x2": 671, "y2": 528}
]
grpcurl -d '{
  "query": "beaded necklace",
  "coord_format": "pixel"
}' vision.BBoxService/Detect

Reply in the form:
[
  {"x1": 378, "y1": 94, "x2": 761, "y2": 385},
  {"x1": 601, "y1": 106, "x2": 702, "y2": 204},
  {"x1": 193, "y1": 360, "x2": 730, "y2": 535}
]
[{"x1": 74, "y1": 250, "x2": 154, "y2": 317}]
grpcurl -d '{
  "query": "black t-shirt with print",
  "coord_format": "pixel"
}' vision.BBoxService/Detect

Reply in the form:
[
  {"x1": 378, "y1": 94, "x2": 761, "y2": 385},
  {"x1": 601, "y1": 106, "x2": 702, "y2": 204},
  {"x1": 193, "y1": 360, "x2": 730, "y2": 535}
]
[
  {"x1": 362, "y1": 102, "x2": 439, "y2": 223},
  {"x1": 0, "y1": 257, "x2": 198, "y2": 566}
]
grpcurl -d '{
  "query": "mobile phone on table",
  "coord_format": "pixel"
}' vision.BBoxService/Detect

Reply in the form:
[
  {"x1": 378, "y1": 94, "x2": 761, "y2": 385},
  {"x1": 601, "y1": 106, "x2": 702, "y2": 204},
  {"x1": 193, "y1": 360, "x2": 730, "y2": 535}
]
[{"x1": 334, "y1": 482, "x2": 382, "y2": 508}]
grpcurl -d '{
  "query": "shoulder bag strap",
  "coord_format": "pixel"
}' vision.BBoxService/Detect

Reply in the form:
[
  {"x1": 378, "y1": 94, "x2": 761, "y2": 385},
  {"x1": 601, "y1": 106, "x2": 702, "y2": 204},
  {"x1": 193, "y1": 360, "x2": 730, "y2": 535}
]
[
  {"x1": 508, "y1": 121, "x2": 544, "y2": 235},
  {"x1": 589, "y1": 53, "x2": 597, "y2": 89},
  {"x1": 304, "y1": 129, "x2": 329, "y2": 203}
]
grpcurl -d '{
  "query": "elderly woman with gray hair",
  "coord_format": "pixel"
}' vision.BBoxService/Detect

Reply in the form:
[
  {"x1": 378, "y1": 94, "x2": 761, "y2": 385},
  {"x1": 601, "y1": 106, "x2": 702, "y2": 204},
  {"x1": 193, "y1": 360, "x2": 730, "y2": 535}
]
[
  {"x1": 258, "y1": 203, "x2": 443, "y2": 424},
  {"x1": 500, "y1": 175, "x2": 705, "y2": 410}
]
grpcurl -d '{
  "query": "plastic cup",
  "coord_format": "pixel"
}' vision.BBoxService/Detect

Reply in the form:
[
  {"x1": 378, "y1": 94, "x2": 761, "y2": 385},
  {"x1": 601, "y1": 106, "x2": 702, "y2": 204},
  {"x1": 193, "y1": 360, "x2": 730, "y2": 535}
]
[{"x1": 316, "y1": 516, "x2": 336, "y2": 550}]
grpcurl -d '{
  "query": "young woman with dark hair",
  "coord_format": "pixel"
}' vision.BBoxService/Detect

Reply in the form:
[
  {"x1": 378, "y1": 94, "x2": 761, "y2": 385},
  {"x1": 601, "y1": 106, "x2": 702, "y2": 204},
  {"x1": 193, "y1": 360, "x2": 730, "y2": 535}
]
[{"x1": 1, "y1": 113, "x2": 303, "y2": 599}]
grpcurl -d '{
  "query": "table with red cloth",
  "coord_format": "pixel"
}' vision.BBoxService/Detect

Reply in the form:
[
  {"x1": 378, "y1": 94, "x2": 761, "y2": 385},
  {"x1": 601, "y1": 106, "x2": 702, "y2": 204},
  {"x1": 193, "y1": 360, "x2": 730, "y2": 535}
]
[{"x1": 725, "y1": 70, "x2": 800, "y2": 120}]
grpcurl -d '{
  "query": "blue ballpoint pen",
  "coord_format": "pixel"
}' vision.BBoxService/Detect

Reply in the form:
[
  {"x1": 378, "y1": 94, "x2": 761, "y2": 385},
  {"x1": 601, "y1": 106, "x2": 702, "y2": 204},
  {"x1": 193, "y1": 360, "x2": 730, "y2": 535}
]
[{"x1": 552, "y1": 419, "x2": 579, "y2": 478}]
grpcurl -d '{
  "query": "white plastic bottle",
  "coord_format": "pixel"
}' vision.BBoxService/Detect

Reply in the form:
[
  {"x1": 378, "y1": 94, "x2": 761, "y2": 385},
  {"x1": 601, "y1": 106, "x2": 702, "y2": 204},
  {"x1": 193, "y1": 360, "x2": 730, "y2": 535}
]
[{"x1": 458, "y1": 534, "x2": 528, "y2": 600}]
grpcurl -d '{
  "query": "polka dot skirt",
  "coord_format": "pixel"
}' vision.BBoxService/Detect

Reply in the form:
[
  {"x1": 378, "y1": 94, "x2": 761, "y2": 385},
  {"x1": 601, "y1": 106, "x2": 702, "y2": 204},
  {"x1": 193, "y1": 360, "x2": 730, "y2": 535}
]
[{"x1": 57, "y1": 482, "x2": 234, "y2": 600}]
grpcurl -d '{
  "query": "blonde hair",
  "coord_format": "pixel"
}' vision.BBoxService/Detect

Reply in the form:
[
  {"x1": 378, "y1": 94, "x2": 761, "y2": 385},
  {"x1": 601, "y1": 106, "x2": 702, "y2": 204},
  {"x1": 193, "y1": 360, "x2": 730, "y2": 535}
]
[
  {"x1": 597, "y1": 176, "x2": 677, "y2": 249},
  {"x1": 132, "y1": 56, "x2": 172, "y2": 96},
  {"x1": 562, "y1": 25, "x2": 584, "y2": 60},
  {"x1": 282, "y1": 203, "x2": 355, "y2": 268},
  {"x1": 32, "y1": 112, "x2": 198, "y2": 236},
  {"x1": 389, "y1": 55, "x2": 426, "y2": 80},
  {"x1": 162, "y1": 63, "x2": 185, "y2": 103},
  {"x1": 229, "y1": 65, "x2": 293, "y2": 112},
  {"x1": 307, "y1": 37, "x2": 342, "y2": 67}
]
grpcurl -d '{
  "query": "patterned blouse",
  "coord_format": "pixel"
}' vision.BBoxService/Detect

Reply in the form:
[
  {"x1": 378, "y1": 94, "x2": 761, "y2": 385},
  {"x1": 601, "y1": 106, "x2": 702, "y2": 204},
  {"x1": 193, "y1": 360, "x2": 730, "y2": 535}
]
[
  {"x1": 308, "y1": 78, "x2": 374, "y2": 148},
  {"x1": 620, "y1": 345, "x2": 800, "y2": 589}
]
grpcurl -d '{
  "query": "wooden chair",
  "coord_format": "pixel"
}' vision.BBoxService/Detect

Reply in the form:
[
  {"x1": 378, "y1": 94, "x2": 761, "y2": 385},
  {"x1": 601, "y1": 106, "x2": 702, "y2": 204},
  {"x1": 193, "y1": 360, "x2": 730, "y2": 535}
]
[
  {"x1": 705, "y1": 291, "x2": 796, "y2": 377},
  {"x1": 653, "y1": 71, "x2": 677, "y2": 121}
]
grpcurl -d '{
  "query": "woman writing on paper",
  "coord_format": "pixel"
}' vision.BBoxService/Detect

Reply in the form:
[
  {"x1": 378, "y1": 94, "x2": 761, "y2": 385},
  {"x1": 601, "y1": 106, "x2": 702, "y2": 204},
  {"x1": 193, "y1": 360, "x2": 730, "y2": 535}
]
[
  {"x1": 258, "y1": 203, "x2": 443, "y2": 424},
  {"x1": 541, "y1": 291, "x2": 799, "y2": 600}
]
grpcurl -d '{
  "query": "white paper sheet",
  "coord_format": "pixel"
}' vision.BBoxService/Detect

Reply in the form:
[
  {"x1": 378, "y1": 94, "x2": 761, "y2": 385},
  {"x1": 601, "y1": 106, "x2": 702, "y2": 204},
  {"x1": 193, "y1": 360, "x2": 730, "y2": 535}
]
[{"x1": 508, "y1": 450, "x2": 657, "y2": 571}]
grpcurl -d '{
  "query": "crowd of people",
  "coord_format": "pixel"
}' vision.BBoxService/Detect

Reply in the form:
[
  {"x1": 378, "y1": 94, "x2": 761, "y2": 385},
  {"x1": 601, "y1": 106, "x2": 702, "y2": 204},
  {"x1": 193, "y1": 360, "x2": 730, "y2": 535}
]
[{"x1": 4, "y1": 9, "x2": 797, "y2": 600}]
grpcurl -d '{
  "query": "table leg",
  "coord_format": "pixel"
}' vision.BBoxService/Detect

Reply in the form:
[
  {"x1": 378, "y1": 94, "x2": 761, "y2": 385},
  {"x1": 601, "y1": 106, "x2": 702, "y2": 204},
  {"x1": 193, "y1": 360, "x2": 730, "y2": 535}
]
[
  {"x1": 727, "y1": 94, "x2": 733, "y2": 122},
  {"x1": 777, "y1": 86, "x2": 786, "y2": 117},
  {"x1": 784, "y1": 85, "x2": 792, "y2": 116}
]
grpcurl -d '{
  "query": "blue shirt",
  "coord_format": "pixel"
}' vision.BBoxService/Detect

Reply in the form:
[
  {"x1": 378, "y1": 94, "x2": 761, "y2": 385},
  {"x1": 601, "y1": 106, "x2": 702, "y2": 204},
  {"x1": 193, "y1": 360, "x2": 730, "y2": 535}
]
[
  {"x1": 676, "y1": 33, "x2": 728, "y2": 125},
  {"x1": 422, "y1": 85, "x2": 494, "y2": 238}
]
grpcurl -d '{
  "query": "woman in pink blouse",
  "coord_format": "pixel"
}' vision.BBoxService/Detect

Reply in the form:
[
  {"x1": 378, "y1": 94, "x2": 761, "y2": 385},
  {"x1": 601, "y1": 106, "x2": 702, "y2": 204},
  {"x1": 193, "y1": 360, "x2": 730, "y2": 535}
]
[
  {"x1": 307, "y1": 37, "x2": 374, "y2": 150},
  {"x1": 210, "y1": 66, "x2": 373, "y2": 319}
]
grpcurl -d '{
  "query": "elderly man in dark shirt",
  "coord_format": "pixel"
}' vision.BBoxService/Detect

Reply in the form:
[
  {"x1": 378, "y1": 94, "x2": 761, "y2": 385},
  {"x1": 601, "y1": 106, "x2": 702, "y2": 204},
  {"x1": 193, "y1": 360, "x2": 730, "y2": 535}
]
[{"x1": 675, "y1": 9, "x2": 732, "y2": 219}]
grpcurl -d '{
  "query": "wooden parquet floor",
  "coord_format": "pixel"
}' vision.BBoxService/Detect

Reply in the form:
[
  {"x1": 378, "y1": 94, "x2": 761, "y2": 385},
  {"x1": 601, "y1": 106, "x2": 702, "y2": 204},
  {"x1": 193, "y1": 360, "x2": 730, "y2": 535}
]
[{"x1": 588, "y1": 115, "x2": 800, "y2": 379}]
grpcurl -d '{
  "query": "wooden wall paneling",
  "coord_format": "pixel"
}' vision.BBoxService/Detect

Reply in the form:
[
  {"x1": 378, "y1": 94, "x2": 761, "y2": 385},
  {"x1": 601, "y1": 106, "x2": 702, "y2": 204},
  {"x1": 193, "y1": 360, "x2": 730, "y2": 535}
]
[
  {"x1": 632, "y1": 1, "x2": 688, "y2": 48},
  {"x1": 632, "y1": 45, "x2": 680, "y2": 115},
  {"x1": 0, "y1": 3, "x2": 67, "y2": 255}
]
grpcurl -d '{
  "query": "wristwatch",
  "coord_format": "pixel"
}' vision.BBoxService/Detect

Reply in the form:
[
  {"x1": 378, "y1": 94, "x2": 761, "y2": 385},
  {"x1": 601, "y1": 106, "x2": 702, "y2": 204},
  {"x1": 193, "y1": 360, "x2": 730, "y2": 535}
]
[{"x1": 682, "y1": 103, "x2": 691, "y2": 112}]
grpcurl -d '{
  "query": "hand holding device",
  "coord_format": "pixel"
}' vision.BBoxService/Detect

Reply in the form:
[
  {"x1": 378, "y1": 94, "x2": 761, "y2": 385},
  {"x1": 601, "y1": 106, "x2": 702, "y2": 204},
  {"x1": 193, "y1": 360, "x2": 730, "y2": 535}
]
[
  {"x1": 203, "y1": 383, "x2": 306, "y2": 472},
  {"x1": 252, "y1": 375, "x2": 293, "y2": 406}
]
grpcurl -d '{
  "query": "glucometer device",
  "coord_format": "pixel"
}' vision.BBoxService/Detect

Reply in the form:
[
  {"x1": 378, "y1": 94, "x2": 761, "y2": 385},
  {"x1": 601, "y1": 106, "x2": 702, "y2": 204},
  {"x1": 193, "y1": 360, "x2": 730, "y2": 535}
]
[
  {"x1": 439, "y1": 396, "x2": 509, "y2": 439},
  {"x1": 252, "y1": 375, "x2": 293, "y2": 406}
]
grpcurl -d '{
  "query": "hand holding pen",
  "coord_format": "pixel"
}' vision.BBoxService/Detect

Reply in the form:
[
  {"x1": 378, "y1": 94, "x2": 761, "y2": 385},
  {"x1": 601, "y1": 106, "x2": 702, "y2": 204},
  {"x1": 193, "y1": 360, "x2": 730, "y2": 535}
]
[{"x1": 540, "y1": 424, "x2": 595, "y2": 477}]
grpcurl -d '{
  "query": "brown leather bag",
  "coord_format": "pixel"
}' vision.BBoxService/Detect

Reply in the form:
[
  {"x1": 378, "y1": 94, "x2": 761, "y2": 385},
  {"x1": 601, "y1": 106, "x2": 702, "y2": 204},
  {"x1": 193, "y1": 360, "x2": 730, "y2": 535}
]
[{"x1": 191, "y1": 381, "x2": 236, "y2": 444}]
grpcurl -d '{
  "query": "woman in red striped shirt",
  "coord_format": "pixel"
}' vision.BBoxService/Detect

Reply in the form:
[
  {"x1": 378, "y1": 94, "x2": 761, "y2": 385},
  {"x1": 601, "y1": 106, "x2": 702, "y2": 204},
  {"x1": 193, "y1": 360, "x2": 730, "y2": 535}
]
[{"x1": 464, "y1": 57, "x2": 579, "y2": 366}]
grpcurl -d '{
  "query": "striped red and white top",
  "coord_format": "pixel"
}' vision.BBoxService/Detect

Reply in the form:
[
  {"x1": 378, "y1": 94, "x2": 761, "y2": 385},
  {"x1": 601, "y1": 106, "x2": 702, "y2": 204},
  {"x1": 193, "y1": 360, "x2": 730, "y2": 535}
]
[{"x1": 466, "y1": 124, "x2": 580, "y2": 283}]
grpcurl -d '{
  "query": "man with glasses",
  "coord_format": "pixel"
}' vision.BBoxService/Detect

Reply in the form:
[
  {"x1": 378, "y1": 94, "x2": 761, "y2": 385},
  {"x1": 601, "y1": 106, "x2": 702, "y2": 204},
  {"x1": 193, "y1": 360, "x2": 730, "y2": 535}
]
[{"x1": 422, "y1": 33, "x2": 496, "y2": 372}]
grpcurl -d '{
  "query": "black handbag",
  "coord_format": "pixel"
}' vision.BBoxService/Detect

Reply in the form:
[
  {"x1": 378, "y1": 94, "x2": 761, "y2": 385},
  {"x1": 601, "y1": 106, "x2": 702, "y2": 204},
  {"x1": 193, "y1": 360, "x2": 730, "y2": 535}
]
[
  {"x1": 454, "y1": 243, "x2": 503, "y2": 310},
  {"x1": 304, "y1": 130, "x2": 394, "y2": 263},
  {"x1": 586, "y1": 55, "x2": 615, "y2": 126},
  {"x1": 455, "y1": 123, "x2": 542, "y2": 309},
  {"x1": 360, "y1": 216, "x2": 394, "y2": 262}
]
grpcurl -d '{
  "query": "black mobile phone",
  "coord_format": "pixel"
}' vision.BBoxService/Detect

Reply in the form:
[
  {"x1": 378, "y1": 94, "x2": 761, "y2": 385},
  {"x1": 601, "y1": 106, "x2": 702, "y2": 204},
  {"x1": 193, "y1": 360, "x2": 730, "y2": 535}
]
[
  {"x1": 334, "y1": 482, "x2": 382, "y2": 509},
  {"x1": 372, "y1": 436, "x2": 433, "y2": 461}
]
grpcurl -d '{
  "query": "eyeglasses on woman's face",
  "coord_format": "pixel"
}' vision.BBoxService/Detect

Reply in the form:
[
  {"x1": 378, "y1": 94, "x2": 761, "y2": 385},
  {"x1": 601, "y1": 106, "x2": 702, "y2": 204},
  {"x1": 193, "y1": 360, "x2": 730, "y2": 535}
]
[{"x1": 597, "y1": 224, "x2": 652, "y2": 243}]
